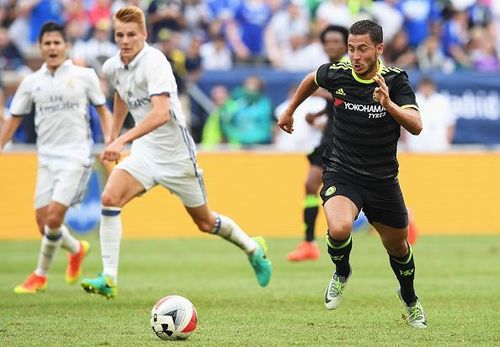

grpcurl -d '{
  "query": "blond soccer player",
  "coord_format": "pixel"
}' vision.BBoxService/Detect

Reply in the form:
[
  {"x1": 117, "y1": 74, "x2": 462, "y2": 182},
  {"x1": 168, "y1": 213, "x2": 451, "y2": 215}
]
[{"x1": 81, "y1": 6, "x2": 272, "y2": 298}]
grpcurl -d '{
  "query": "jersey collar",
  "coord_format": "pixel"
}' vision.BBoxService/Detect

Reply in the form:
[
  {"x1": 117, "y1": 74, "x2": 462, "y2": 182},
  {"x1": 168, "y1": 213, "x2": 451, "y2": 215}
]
[
  {"x1": 119, "y1": 43, "x2": 149, "y2": 70},
  {"x1": 351, "y1": 59, "x2": 385, "y2": 84},
  {"x1": 40, "y1": 59, "x2": 73, "y2": 74}
]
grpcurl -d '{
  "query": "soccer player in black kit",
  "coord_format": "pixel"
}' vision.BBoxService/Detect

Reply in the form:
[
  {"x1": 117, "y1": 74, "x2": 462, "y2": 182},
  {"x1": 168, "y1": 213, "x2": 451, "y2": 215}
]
[{"x1": 278, "y1": 19, "x2": 427, "y2": 328}]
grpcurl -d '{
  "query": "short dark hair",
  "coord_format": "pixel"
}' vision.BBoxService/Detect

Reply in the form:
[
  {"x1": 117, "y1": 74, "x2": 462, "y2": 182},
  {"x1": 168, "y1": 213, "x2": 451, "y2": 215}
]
[
  {"x1": 349, "y1": 20, "x2": 383, "y2": 45},
  {"x1": 320, "y1": 25, "x2": 349, "y2": 46},
  {"x1": 38, "y1": 21, "x2": 66, "y2": 43}
]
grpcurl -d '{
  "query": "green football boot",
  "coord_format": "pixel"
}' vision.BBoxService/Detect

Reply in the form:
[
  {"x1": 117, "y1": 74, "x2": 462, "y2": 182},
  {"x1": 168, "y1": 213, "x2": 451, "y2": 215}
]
[
  {"x1": 81, "y1": 274, "x2": 117, "y2": 299},
  {"x1": 248, "y1": 237, "x2": 272, "y2": 287}
]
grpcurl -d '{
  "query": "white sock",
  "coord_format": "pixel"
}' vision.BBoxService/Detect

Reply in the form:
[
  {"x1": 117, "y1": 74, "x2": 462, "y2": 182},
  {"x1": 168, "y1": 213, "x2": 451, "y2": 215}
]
[
  {"x1": 212, "y1": 214, "x2": 257, "y2": 255},
  {"x1": 34, "y1": 226, "x2": 63, "y2": 276},
  {"x1": 59, "y1": 224, "x2": 80, "y2": 254},
  {"x1": 100, "y1": 206, "x2": 122, "y2": 283}
]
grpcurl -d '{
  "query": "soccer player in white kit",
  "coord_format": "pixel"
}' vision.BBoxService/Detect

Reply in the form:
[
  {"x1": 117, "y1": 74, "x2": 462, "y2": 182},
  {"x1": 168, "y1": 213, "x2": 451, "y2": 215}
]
[
  {"x1": 0, "y1": 22, "x2": 113, "y2": 294},
  {"x1": 81, "y1": 6, "x2": 272, "y2": 298}
]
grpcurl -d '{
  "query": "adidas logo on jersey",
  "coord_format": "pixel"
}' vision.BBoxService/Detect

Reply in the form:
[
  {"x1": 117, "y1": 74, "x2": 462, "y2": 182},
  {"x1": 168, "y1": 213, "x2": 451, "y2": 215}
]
[{"x1": 336, "y1": 88, "x2": 346, "y2": 96}]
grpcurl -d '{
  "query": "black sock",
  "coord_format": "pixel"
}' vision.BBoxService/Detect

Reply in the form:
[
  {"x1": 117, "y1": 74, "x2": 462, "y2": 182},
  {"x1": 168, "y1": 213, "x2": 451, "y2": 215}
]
[
  {"x1": 389, "y1": 244, "x2": 417, "y2": 305},
  {"x1": 304, "y1": 195, "x2": 319, "y2": 242},
  {"x1": 326, "y1": 234, "x2": 352, "y2": 278}
]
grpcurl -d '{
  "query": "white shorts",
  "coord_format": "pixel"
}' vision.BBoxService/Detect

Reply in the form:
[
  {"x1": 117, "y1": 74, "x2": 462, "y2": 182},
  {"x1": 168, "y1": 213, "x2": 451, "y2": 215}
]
[
  {"x1": 35, "y1": 159, "x2": 92, "y2": 209},
  {"x1": 115, "y1": 155, "x2": 207, "y2": 208}
]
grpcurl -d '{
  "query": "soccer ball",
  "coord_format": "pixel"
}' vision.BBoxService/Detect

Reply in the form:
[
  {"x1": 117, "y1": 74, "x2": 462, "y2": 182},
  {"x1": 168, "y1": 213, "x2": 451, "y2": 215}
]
[{"x1": 150, "y1": 295, "x2": 198, "y2": 340}]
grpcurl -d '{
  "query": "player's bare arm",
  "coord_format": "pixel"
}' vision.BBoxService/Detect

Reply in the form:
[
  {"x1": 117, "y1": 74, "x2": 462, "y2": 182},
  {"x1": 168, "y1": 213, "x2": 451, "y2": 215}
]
[
  {"x1": 101, "y1": 94, "x2": 170, "y2": 162},
  {"x1": 305, "y1": 107, "x2": 327, "y2": 125},
  {"x1": 110, "y1": 92, "x2": 129, "y2": 142},
  {"x1": 278, "y1": 72, "x2": 319, "y2": 133},
  {"x1": 373, "y1": 73, "x2": 422, "y2": 135},
  {"x1": 0, "y1": 116, "x2": 23, "y2": 152},
  {"x1": 313, "y1": 87, "x2": 333, "y2": 101},
  {"x1": 95, "y1": 105, "x2": 113, "y2": 145}
]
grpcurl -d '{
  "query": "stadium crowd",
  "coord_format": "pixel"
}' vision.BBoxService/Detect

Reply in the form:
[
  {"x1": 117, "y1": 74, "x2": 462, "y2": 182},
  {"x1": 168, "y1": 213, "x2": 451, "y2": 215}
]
[{"x1": 0, "y1": 0, "x2": 498, "y2": 146}]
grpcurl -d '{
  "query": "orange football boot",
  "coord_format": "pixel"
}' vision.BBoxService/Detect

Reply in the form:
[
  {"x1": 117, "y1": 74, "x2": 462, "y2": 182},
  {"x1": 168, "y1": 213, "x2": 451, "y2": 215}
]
[
  {"x1": 287, "y1": 241, "x2": 320, "y2": 261},
  {"x1": 66, "y1": 240, "x2": 90, "y2": 284},
  {"x1": 14, "y1": 272, "x2": 48, "y2": 294}
]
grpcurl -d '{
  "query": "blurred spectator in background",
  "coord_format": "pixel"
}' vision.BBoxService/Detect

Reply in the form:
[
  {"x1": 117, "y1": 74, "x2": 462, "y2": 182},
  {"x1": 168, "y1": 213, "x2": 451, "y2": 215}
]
[
  {"x1": 148, "y1": 0, "x2": 185, "y2": 42},
  {"x1": 0, "y1": 26, "x2": 26, "y2": 71},
  {"x1": 468, "y1": 26, "x2": 500, "y2": 72},
  {"x1": 88, "y1": 0, "x2": 112, "y2": 29},
  {"x1": 226, "y1": 0, "x2": 271, "y2": 64},
  {"x1": 370, "y1": 0, "x2": 403, "y2": 43},
  {"x1": 19, "y1": 0, "x2": 64, "y2": 44},
  {"x1": 416, "y1": 33, "x2": 454, "y2": 72},
  {"x1": 71, "y1": 19, "x2": 117, "y2": 71},
  {"x1": 265, "y1": 0, "x2": 310, "y2": 68},
  {"x1": 220, "y1": 76, "x2": 273, "y2": 146},
  {"x1": 185, "y1": 34, "x2": 203, "y2": 83},
  {"x1": 201, "y1": 84, "x2": 231, "y2": 147},
  {"x1": 64, "y1": 0, "x2": 91, "y2": 43},
  {"x1": 157, "y1": 28, "x2": 186, "y2": 94},
  {"x1": 441, "y1": 8, "x2": 472, "y2": 69},
  {"x1": 280, "y1": 31, "x2": 327, "y2": 71},
  {"x1": 398, "y1": 0, "x2": 442, "y2": 48},
  {"x1": 273, "y1": 84, "x2": 326, "y2": 151},
  {"x1": 0, "y1": 0, "x2": 18, "y2": 28},
  {"x1": 200, "y1": 32, "x2": 233, "y2": 70},
  {"x1": 403, "y1": 76, "x2": 455, "y2": 152},
  {"x1": 383, "y1": 30, "x2": 417, "y2": 69},
  {"x1": 315, "y1": 0, "x2": 352, "y2": 29},
  {"x1": 182, "y1": 0, "x2": 210, "y2": 48},
  {"x1": 206, "y1": 0, "x2": 240, "y2": 21}
]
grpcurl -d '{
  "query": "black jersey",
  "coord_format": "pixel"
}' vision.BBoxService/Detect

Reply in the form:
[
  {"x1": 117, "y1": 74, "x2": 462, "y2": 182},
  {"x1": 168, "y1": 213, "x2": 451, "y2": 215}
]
[
  {"x1": 315, "y1": 60, "x2": 418, "y2": 181},
  {"x1": 319, "y1": 101, "x2": 335, "y2": 146}
]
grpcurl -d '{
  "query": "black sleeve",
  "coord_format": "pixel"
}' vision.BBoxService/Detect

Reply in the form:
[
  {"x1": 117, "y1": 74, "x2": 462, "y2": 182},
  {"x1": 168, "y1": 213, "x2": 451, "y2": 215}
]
[
  {"x1": 390, "y1": 71, "x2": 418, "y2": 110},
  {"x1": 315, "y1": 63, "x2": 333, "y2": 90}
]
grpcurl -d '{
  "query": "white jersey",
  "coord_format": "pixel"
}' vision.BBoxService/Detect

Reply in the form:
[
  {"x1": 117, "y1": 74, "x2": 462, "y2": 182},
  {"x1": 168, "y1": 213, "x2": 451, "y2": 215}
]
[
  {"x1": 406, "y1": 92, "x2": 456, "y2": 152},
  {"x1": 9, "y1": 60, "x2": 106, "y2": 165},
  {"x1": 274, "y1": 96, "x2": 327, "y2": 152},
  {"x1": 103, "y1": 44, "x2": 195, "y2": 163}
]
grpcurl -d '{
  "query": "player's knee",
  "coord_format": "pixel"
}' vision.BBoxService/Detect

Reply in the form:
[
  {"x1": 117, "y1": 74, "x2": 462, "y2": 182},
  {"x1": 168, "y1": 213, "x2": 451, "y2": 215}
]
[
  {"x1": 101, "y1": 191, "x2": 121, "y2": 207},
  {"x1": 46, "y1": 214, "x2": 64, "y2": 230},
  {"x1": 387, "y1": 241, "x2": 408, "y2": 257},
  {"x1": 305, "y1": 180, "x2": 320, "y2": 194},
  {"x1": 328, "y1": 220, "x2": 352, "y2": 240}
]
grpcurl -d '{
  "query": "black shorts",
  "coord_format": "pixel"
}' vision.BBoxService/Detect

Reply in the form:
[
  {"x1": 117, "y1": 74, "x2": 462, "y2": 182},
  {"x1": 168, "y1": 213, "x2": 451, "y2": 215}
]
[
  {"x1": 319, "y1": 171, "x2": 408, "y2": 229},
  {"x1": 307, "y1": 143, "x2": 327, "y2": 167}
]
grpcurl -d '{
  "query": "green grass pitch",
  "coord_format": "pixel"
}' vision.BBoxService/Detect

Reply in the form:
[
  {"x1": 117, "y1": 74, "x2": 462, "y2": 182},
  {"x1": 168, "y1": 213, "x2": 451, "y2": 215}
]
[{"x1": 1, "y1": 234, "x2": 499, "y2": 346}]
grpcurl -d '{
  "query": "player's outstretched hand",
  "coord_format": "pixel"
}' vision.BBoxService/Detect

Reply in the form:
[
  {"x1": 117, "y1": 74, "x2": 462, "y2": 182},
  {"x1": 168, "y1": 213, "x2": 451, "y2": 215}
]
[
  {"x1": 101, "y1": 139, "x2": 123, "y2": 162},
  {"x1": 278, "y1": 110, "x2": 295, "y2": 134},
  {"x1": 373, "y1": 73, "x2": 390, "y2": 108}
]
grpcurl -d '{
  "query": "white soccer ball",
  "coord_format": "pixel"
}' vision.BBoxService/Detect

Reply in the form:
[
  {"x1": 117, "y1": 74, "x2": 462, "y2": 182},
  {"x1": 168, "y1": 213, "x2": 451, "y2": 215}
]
[{"x1": 150, "y1": 295, "x2": 198, "y2": 340}]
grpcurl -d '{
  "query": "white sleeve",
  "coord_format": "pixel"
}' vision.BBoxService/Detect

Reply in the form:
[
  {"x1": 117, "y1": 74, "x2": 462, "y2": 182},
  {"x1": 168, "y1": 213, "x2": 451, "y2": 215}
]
[
  {"x1": 9, "y1": 76, "x2": 34, "y2": 116},
  {"x1": 102, "y1": 58, "x2": 114, "y2": 86},
  {"x1": 85, "y1": 69, "x2": 107, "y2": 106},
  {"x1": 144, "y1": 52, "x2": 176, "y2": 96}
]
